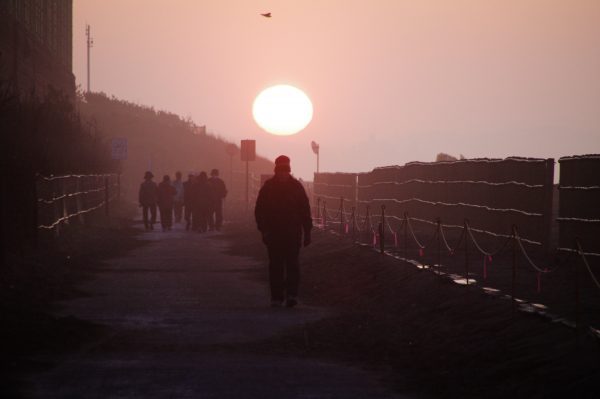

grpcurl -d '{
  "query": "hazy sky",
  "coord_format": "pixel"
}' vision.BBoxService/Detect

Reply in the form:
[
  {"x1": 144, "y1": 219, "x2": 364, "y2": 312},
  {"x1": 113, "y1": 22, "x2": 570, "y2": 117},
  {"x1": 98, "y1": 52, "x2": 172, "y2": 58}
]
[{"x1": 73, "y1": 0, "x2": 600, "y2": 180}]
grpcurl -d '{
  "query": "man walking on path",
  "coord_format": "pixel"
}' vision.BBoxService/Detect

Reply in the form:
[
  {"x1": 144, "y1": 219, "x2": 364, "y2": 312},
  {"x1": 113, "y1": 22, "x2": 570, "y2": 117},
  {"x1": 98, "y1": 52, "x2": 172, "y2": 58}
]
[
  {"x1": 255, "y1": 155, "x2": 312, "y2": 307},
  {"x1": 157, "y1": 175, "x2": 177, "y2": 231},
  {"x1": 172, "y1": 171, "x2": 184, "y2": 224},
  {"x1": 183, "y1": 173, "x2": 194, "y2": 230},
  {"x1": 139, "y1": 171, "x2": 158, "y2": 230},
  {"x1": 192, "y1": 171, "x2": 211, "y2": 232},
  {"x1": 208, "y1": 169, "x2": 227, "y2": 231}
]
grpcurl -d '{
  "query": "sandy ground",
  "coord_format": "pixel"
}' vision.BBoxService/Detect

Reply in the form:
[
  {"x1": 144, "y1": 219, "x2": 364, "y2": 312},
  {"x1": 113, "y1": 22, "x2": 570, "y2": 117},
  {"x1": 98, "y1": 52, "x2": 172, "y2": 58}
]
[{"x1": 19, "y1": 221, "x2": 407, "y2": 398}]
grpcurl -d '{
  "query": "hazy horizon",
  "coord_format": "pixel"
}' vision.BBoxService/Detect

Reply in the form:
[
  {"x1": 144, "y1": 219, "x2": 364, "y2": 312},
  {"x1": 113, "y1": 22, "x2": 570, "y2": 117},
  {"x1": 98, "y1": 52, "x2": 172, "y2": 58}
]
[{"x1": 73, "y1": 0, "x2": 600, "y2": 180}]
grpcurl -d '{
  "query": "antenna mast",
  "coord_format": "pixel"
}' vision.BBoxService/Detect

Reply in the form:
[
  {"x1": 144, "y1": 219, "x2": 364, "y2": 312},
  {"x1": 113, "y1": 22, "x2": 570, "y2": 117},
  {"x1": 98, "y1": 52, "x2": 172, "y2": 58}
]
[{"x1": 86, "y1": 24, "x2": 94, "y2": 92}]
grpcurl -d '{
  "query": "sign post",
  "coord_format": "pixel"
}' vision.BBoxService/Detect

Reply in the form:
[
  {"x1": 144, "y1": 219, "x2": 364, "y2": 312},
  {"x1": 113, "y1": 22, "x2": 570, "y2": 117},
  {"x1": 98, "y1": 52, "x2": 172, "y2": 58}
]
[
  {"x1": 111, "y1": 137, "x2": 128, "y2": 161},
  {"x1": 111, "y1": 138, "x2": 127, "y2": 200},
  {"x1": 311, "y1": 140, "x2": 320, "y2": 173},
  {"x1": 240, "y1": 140, "x2": 256, "y2": 211}
]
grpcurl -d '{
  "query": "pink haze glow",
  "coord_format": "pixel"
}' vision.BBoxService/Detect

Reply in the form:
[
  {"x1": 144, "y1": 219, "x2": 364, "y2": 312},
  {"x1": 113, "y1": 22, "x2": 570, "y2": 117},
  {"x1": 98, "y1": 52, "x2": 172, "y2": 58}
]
[{"x1": 73, "y1": 0, "x2": 600, "y2": 180}]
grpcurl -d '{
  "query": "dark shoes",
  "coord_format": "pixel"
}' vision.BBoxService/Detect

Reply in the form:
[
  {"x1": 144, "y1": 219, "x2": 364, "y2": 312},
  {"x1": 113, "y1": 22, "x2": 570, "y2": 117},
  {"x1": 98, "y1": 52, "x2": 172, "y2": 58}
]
[
  {"x1": 271, "y1": 300, "x2": 283, "y2": 308},
  {"x1": 285, "y1": 297, "x2": 298, "y2": 308},
  {"x1": 271, "y1": 296, "x2": 298, "y2": 308}
]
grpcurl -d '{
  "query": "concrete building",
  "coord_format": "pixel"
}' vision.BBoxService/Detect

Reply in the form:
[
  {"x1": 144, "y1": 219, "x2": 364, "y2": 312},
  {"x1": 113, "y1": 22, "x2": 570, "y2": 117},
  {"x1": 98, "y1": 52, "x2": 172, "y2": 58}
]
[{"x1": 0, "y1": 0, "x2": 75, "y2": 98}]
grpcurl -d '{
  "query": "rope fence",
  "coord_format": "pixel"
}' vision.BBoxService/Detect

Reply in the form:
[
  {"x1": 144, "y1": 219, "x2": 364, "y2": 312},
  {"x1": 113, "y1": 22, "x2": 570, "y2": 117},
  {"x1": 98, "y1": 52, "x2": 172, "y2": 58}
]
[
  {"x1": 312, "y1": 194, "x2": 600, "y2": 334},
  {"x1": 36, "y1": 173, "x2": 120, "y2": 234}
]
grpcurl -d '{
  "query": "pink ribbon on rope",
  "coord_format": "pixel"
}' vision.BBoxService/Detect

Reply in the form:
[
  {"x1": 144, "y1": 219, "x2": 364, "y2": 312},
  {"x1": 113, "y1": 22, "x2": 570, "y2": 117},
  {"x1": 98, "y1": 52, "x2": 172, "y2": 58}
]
[
  {"x1": 393, "y1": 231, "x2": 398, "y2": 247},
  {"x1": 345, "y1": 223, "x2": 349, "y2": 234},
  {"x1": 419, "y1": 248, "x2": 424, "y2": 257},
  {"x1": 372, "y1": 231, "x2": 377, "y2": 246}
]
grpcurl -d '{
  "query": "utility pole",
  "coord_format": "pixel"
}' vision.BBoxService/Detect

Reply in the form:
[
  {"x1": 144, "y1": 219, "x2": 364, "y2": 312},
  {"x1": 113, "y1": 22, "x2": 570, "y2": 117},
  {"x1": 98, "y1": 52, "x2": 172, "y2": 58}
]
[{"x1": 86, "y1": 24, "x2": 93, "y2": 92}]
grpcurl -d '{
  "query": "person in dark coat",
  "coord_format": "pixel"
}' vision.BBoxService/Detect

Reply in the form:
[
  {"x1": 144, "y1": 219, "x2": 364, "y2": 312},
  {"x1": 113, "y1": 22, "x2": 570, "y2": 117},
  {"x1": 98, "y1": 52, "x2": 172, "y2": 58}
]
[
  {"x1": 183, "y1": 173, "x2": 195, "y2": 231},
  {"x1": 157, "y1": 175, "x2": 177, "y2": 231},
  {"x1": 255, "y1": 155, "x2": 312, "y2": 307},
  {"x1": 207, "y1": 169, "x2": 227, "y2": 231},
  {"x1": 139, "y1": 171, "x2": 158, "y2": 230},
  {"x1": 192, "y1": 171, "x2": 211, "y2": 233},
  {"x1": 172, "y1": 171, "x2": 185, "y2": 224}
]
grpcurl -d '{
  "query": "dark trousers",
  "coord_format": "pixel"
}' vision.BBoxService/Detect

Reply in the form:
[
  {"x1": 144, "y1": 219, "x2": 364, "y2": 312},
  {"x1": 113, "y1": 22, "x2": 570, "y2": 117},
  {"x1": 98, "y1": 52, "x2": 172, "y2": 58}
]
[
  {"x1": 159, "y1": 206, "x2": 173, "y2": 229},
  {"x1": 184, "y1": 204, "x2": 193, "y2": 229},
  {"x1": 267, "y1": 238, "x2": 301, "y2": 301},
  {"x1": 192, "y1": 207, "x2": 209, "y2": 232},
  {"x1": 208, "y1": 201, "x2": 223, "y2": 231},
  {"x1": 174, "y1": 201, "x2": 183, "y2": 223},
  {"x1": 142, "y1": 204, "x2": 157, "y2": 228}
]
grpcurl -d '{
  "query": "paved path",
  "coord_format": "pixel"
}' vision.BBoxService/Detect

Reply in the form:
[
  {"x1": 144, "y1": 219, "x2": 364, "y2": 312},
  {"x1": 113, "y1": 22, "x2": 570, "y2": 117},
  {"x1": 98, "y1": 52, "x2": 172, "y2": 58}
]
[{"x1": 27, "y1": 222, "x2": 405, "y2": 398}]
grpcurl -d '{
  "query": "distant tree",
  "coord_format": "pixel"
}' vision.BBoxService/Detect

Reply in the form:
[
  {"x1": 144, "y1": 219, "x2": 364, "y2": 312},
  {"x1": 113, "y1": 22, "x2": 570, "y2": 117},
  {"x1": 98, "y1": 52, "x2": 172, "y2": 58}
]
[{"x1": 435, "y1": 152, "x2": 458, "y2": 162}]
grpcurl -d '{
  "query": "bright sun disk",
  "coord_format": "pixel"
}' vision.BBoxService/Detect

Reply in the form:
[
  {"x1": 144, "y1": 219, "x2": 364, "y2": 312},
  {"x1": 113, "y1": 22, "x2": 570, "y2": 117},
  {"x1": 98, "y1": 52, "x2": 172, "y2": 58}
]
[{"x1": 252, "y1": 85, "x2": 313, "y2": 136}]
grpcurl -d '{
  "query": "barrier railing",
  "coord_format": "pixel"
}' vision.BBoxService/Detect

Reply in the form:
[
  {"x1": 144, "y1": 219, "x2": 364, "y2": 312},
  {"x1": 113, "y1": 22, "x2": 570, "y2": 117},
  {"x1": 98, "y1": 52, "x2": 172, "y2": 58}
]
[
  {"x1": 314, "y1": 194, "x2": 600, "y2": 334},
  {"x1": 36, "y1": 173, "x2": 120, "y2": 233}
]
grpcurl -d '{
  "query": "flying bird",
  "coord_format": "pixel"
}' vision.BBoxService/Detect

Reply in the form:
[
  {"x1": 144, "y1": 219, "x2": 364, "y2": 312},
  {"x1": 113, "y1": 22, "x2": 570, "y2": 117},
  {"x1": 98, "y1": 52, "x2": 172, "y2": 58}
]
[{"x1": 260, "y1": 12, "x2": 271, "y2": 18}]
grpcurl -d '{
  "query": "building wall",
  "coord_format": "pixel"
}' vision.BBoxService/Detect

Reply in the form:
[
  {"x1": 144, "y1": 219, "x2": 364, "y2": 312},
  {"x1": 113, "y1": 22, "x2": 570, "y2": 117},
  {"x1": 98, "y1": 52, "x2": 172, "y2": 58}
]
[{"x1": 0, "y1": 0, "x2": 75, "y2": 97}]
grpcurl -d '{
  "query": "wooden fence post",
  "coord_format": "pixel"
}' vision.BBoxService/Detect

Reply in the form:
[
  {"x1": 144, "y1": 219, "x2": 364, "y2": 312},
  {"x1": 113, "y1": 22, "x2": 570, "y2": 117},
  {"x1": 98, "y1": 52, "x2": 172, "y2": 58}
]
[
  {"x1": 339, "y1": 197, "x2": 345, "y2": 234},
  {"x1": 464, "y1": 221, "x2": 470, "y2": 286},
  {"x1": 351, "y1": 206, "x2": 356, "y2": 240},
  {"x1": 31, "y1": 174, "x2": 38, "y2": 248},
  {"x1": 105, "y1": 176, "x2": 110, "y2": 218},
  {"x1": 54, "y1": 179, "x2": 61, "y2": 237},
  {"x1": 511, "y1": 226, "x2": 517, "y2": 317},
  {"x1": 542, "y1": 158, "x2": 555, "y2": 256},
  {"x1": 380, "y1": 205, "x2": 386, "y2": 254}
]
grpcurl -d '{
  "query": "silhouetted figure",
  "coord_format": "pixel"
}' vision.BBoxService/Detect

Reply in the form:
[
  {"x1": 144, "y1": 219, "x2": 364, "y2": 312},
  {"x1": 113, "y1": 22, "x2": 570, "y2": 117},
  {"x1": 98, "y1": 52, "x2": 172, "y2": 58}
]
[
  {"x1": 208, "y1": 169, "x2": 227, "y2": 231},
  {"x1": 157, "y1": 175, "x2": 176, "y2": 231},
  {"x1": 255, "y1": 155, "x2": 312, "y2": 307},
  {"x1": 172, "y1": 171, "x2": 184, "y2": 223},
  {"x1": 192, "y1": 171, "x2": 211, "y2": 232},
  {"x1": 139, "y1": 171, "x2": 158, "y2": 230},
  {"x1": 183, "y1": 173, "x2": 195, "y2": 231},
  {"x1": 260, "y1": 12, "x2": 272, "y2": 18}
]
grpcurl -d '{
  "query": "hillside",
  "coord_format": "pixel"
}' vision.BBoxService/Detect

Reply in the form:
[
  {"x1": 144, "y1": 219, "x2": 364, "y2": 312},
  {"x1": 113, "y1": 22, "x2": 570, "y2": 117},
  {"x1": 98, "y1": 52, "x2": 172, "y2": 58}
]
[{"x1": 78, "y1": 92, "x2": 274, "y2": 203}]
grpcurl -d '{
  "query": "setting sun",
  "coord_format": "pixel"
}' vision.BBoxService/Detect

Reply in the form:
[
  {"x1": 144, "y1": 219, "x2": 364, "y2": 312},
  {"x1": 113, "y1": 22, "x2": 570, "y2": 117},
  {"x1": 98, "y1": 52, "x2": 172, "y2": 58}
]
[{"x1": 252, "y1": 85, "x2": 313, "y2": 136}]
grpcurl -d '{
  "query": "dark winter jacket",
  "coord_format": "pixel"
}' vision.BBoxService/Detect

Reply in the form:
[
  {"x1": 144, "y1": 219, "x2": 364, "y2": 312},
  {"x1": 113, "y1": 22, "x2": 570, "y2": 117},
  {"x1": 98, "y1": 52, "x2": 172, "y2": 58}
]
[
  {"x1": 183, "y1": 180, "x2": 194, "y2": 206},
  {"x1": 157, "y1": 181, "x2": 177, "y2": 208},
  {"x1": 255, "y1": 176, "x2": 312, "y2": 237},
  {"x1": 208, "y1": 176, "x2": 227, "y2": 204},
  {"x1": 192, "y1": 180, "x2": 211, "y2": 210},
  {"x1": 138, "y1": 180, "x2": 158, "y2": 206}
]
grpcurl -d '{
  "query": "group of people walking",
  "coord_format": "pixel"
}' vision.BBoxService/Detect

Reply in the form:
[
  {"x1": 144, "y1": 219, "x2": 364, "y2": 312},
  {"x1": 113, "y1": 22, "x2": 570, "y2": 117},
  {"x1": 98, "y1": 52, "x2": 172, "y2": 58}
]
[
  {"x1": 139, "y1": 169, "x2": 227, "y2": 232},
  {"x1": 139, "y1": 155, "x2": 312, "y2": 309}
]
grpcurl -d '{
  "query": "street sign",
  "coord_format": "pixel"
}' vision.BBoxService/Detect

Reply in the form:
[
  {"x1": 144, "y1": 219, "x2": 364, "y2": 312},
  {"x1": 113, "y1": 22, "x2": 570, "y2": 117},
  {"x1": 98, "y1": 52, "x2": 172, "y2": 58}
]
[
  {"x1": 311, "y1": 140, "x2": 319, "y2": 154},
  {"x1": 241, "y1": 139, "x2": 256, "y2": 161},
  {"x1": 111, "y1": 137, "x2": 128, "y2": 160}
]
